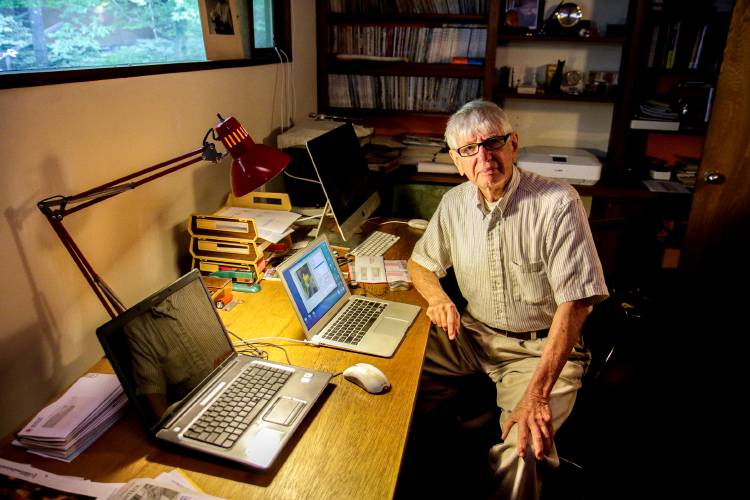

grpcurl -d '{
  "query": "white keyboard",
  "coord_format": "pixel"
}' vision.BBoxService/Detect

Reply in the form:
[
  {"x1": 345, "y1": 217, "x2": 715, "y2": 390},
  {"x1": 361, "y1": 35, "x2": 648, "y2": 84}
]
[{"x1": 349, "y1": 230, "x2": 400, "y2": 257}]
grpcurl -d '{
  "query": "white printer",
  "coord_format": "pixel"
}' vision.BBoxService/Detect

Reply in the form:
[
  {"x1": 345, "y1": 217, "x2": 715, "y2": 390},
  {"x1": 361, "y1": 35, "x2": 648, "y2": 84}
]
[{"x1": 517, "y1": 146, "x2": 602, "y2": 185}]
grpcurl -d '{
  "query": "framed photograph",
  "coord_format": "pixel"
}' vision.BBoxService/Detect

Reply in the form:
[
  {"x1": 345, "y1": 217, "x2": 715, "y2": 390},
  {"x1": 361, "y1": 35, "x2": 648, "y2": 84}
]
[
  {"x1": 504, "y1": 0, "x2": 545, "y2": 32},
  {"x1": 198, "y1": 0, "x2": 247, "y2": 60}
]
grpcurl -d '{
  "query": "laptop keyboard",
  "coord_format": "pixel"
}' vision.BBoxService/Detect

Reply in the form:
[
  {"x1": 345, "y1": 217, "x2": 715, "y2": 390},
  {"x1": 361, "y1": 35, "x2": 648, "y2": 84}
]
[
  {"x1": 321, "y1": 298, "x2": 387, "y2": 345},
  {"x1": 184, "y1": 363, "x2": 291, "y2": 448}
]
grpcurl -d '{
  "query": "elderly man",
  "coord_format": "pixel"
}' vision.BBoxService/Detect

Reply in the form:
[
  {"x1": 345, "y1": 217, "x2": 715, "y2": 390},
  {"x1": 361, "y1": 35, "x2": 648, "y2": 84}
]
[{"x1": 407, "y1": 99, "x2": 608, "y2": 498}]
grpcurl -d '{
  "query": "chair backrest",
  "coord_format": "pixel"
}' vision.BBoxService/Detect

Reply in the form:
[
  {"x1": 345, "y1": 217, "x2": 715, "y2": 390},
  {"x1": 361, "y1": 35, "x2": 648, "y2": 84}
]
[
  {"x1": 579, "y1": 297, "x2": 624, "y2": 384},
  {"x1": 439, "y1": 266, "x2": 467, "y2": 314}
]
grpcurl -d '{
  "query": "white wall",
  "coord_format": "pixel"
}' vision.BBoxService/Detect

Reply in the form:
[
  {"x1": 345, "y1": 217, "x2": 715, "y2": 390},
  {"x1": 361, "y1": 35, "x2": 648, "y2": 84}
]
[{"x1": 0, "y1": 0, "x2": 316, "y2": 437}]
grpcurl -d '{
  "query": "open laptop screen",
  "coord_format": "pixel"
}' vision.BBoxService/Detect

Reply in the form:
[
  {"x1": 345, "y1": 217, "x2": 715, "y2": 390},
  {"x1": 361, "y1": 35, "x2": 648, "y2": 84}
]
[
  {"x1": 280, "y1": 239, "x2": 346, "y2": 330},
  {"x1": 97, "y1": 272, "x2": 234, "y2": 429}
]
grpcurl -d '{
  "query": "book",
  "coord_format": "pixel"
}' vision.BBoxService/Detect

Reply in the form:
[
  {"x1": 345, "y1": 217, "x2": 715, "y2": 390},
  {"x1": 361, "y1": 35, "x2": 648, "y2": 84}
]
[
  {"x1": 630, "y1": 119, "x2": 680, "y2": 131},
  {"x1": 642, "y1": 180, "x2": 690, "y2": 193},
  {"x1": 417, "y1": 161, "x2": 457, "y2": 174},
  {"x1": 400, "y1": 134, "x2": 446, "y2": 147},
  {"x1": 646, "y1": 24, "x2": 660, "y2": 68},
  {"x1": 451, "y1": 57, "x2": 484, "y2": 65}
]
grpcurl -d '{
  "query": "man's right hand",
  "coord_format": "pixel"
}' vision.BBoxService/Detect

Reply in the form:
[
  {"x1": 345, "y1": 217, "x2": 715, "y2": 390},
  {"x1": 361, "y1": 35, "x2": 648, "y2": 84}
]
[
  {"x1": 426, "y1": 299, "x2": 460, "y2": 340},
  {"x1": 406, "y1": 258, "x2": 461, "y2": 340}
]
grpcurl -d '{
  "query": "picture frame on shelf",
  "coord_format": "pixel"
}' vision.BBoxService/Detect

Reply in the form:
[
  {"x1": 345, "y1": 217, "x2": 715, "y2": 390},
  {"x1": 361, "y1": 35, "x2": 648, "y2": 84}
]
[{"x1": 503, "y1": 0, "x2": 545, "y2": 32}]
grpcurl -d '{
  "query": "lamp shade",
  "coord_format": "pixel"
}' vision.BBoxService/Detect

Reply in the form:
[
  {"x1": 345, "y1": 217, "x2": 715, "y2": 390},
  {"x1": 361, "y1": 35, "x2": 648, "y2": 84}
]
[{"x1": 214, "y1": 116, "x2": 291, "y2": 197}]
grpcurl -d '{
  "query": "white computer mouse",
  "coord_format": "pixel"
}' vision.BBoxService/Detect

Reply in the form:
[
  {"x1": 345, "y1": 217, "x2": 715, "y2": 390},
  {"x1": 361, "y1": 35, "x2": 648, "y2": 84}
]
[
  {"x1": 342, "y1": 363, "x2": 391, "y2": 394},
  {"x1": 407, "y1": 218, "x2": 429, "y2": 230}
]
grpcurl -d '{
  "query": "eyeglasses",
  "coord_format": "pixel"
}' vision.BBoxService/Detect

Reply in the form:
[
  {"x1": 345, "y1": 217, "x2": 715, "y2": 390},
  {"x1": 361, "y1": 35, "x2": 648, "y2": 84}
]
[{"x1": 454, "y1": 133, "x2": 512, "y2": 157}]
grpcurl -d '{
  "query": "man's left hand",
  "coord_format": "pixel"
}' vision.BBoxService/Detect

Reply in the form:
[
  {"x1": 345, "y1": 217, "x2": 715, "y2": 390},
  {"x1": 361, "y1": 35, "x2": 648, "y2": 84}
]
[{"x1": 501, "y1": 392, "x2": 553, "y2": 460}]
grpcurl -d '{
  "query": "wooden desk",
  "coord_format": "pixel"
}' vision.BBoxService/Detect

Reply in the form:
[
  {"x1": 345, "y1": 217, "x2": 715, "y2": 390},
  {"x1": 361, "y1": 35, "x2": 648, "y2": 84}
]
[{"x1": 0, "y1": 221, "x2": 431, "y2": 499}]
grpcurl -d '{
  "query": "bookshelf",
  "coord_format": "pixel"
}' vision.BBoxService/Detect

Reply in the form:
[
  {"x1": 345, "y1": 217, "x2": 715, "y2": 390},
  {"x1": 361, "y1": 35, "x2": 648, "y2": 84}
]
[
  {"x1": 615, "y1": 0, "x2": 735, "y2": 179},
  {"x1": 315, "y1": 0, "x2": 641, "y2": 171},
  {"x1": 314, "y1": 0, "x2": 733, "y2": 179},
  {"x1": 311, "y1": 0, "x2": 735, "y2": 290},
  {"x1": 316, "y1": 0, "x2": 500, "y2": 124}
]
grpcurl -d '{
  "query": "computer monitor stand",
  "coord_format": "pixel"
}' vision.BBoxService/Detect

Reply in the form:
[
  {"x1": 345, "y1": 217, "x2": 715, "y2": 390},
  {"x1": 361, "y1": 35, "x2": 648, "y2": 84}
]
[{"x1": 306, "y1": 201, "x2": 368, "y2": 250}]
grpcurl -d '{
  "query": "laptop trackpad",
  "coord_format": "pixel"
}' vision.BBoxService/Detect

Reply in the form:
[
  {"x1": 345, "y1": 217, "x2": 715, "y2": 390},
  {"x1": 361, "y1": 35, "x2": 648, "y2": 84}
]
[
  {"x1": 263, "y1": 397, "x2": 305, "y2": 426},
  {"x1": 373, "y1": 317, "x2": 408, "y2": 336}
]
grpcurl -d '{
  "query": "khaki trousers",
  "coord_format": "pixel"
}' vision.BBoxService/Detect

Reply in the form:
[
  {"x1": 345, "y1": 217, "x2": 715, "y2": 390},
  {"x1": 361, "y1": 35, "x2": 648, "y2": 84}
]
[{"x1": 417, "y1": 312, "x2": 590, "y2": 499}]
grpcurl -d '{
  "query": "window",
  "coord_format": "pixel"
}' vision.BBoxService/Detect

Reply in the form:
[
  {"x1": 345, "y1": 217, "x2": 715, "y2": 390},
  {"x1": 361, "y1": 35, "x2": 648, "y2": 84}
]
[{"x1": 0, "y1": 0, "x2": 291, "y2": 88}]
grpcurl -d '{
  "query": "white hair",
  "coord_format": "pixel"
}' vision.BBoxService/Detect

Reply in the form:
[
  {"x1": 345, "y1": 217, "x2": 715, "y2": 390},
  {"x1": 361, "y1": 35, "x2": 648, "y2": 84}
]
[{"x1": 444, "y1": 100, "x2": 513, "y2": 149}]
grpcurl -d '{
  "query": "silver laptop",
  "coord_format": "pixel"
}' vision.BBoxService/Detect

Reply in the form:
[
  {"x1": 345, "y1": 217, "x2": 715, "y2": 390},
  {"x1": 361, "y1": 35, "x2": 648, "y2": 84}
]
[
  {"x1": 96, "y1": 269, "x2": 331, "y2": 469},
  {"x1": 277, "y1": 236, "x2": 420, "y2": 357}
]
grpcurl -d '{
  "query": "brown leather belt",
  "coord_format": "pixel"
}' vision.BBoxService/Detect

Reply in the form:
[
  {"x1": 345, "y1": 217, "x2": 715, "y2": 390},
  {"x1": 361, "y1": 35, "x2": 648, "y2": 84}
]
[{"x1": 497, "y1": 328, "x2": 549, "y2": 341}]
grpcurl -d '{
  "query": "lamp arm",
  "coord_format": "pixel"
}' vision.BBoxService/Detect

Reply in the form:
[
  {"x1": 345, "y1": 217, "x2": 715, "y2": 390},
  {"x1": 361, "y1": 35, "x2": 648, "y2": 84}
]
[
  {"x1": 38, "y1": 145, "x2": 215, "y2": 220},
  {"x1": 37, "y1": 141, "x2": 223, "y2": 318},
  {"x1": 48, "y1": 218, "x2": 126, "y2": 318}
]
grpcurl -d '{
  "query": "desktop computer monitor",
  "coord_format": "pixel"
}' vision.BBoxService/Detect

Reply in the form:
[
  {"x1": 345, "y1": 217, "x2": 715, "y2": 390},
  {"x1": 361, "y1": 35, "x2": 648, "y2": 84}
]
[{"x1": 305, "y1": 122, "x2": 381, "y2": 242}]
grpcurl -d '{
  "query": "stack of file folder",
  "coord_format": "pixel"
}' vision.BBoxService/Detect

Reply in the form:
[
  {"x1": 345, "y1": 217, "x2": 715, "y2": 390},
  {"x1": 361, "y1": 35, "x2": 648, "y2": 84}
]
[
  {"x1": 188, "y1": 212, "x2": 266, "y2": 280},
  {"x1": 15, "y1": 373, "x2": 127, "y2": 462},
  {"x1": 189, "y1": 192, "x2": 299, "y2": 282}
]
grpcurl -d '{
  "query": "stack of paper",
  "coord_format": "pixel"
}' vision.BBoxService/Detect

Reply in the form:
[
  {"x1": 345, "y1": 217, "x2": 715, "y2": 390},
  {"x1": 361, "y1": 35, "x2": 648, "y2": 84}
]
[
  {"x1": 398, "y1": 134, "x2": 448, "y2": 166},
  {"x1": 15, "y1": 373, "x2": 128, "y2": 462},
  {"x1": 216, "y1": 206, "x2": 301, "y2": 244}
]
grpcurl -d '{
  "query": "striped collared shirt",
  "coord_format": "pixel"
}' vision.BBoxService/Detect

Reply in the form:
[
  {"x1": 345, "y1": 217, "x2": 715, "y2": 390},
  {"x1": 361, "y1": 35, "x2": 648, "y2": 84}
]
[{"x1": 411, "y1": 166, "x2": 609, "y2": 332}]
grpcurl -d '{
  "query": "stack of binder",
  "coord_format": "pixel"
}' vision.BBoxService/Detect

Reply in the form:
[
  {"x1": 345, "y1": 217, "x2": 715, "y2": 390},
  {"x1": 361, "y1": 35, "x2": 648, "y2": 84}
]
[{"x1": 188, "y1": 192, "x2": 295, "y2": 283}]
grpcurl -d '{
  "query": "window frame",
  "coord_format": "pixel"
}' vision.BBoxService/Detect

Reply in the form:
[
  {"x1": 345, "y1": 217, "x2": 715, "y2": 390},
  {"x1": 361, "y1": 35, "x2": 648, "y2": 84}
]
[{"x1": 0, "y1": 0, "x2": 291, "y2": 90}]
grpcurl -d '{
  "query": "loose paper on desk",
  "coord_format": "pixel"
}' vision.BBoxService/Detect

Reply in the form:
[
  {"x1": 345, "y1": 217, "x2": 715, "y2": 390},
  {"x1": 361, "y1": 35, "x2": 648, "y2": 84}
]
[
  {"x1": 384, "y1": 259, "x2": 412, "y2": 284},
  {"x1": 0, "y1": 457, "x2": 117, "y2": 499},
  {"x1": 0, "y1": 458, "x2": 227, "y2": 500},
  {"x1": 351, "y1": 255, "x2": 387, "y2": 283},
  {"x1": 216, "y1": 206, "x2": 300, "y2": 243}
]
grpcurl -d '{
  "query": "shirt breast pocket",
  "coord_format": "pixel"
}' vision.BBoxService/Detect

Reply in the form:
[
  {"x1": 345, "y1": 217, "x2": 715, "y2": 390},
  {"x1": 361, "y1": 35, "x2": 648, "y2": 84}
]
[{"x1": 510, "y1": 260, "x2": 552, "y2": 305}]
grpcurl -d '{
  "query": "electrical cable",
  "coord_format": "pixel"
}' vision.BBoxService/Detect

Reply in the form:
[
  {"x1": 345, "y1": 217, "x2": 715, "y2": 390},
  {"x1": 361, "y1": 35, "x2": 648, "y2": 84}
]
[
  {"x1": 284, "y1": 170, "x2": 321, "y2": 184},
  {"x1": 250, "y1": 342, "x2": 291, "y2": 364},
  {"x1": 278, "y1": 47, "x2": 296, "y2": 124},
  {"x1": 364, "y1": 216, "x2": 409, "y2": 225},
  {"x1": 228, "y1": 329, "x2": 268, "y2": 358},
  {"x1": 233, "y1": 336, "x2": 318, "y2": 346},
  {"x1": 274, "y1": 46, "x2": 286, "y2": 132}
]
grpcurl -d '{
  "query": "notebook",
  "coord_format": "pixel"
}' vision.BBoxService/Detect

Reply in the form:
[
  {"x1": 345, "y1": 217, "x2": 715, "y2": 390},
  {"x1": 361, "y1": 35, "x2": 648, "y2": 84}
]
[
  {"x1": 96, "y1": 269, "x2": 331, "y2": 469},
  {"x1": 277, "y1": 236, "x2": 420, "y2": 357}
]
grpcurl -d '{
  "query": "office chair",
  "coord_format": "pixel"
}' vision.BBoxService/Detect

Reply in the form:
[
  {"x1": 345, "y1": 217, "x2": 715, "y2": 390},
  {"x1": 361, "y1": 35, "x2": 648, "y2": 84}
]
[{"x1": 541, "y1": 296, "x2": 625, "y2": 499}]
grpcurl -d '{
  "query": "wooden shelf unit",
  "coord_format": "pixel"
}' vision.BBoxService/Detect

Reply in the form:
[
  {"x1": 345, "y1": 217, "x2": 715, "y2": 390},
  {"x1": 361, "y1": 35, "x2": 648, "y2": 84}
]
[
  {"x1": 316, "y1": 1, "x2": 640, "y2": 163},
  {"x1": 316, "y1": 0, "x2": 500, "y2": 129}
]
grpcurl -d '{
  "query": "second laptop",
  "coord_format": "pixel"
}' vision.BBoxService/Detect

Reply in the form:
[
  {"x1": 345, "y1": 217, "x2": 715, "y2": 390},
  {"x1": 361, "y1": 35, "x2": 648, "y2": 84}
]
[{"x1": 277, "y1": 236, "x2": 420, "y2": 357}]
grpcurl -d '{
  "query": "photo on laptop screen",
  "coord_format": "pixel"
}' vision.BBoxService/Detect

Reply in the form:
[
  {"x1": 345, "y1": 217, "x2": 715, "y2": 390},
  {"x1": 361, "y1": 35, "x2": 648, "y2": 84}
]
[{"x1": 283, "y1": 240, "x2": 346, "y2": 330}]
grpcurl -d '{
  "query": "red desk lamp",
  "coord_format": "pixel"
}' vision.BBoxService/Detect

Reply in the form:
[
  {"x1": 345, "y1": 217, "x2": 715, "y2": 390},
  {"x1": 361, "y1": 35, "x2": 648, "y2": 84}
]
[{"x1": 37, "y1": 114, "x2": 290, "y2": 318}]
